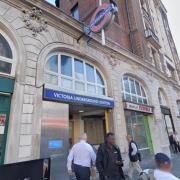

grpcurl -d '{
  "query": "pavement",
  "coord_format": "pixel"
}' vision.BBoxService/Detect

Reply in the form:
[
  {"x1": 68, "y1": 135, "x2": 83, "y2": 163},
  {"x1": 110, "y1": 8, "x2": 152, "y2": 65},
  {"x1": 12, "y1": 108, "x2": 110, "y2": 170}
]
[
  {"x1": 129, "y1": 153, "x2": 180, "y2": 179},
  {"x1": 171, "y1": 153, "x2": 180, "y2": 178},
  {"x1": 71, "y1": 153, "x2": 180, "y2": 180},
  {"x1": 97, "y1": 153, "x2": 180, "y2": 180}
]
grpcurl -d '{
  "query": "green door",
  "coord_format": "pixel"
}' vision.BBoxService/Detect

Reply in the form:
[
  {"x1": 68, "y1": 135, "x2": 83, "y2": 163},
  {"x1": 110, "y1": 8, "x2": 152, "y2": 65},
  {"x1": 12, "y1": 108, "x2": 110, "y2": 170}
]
[
  {"x1": 144, "y1": 115, "x2": 154, "y2": 154},
  {"x1": 125, "y1": 111, "x2": 154, "y2": 159},
  {"x1": 0, "y1": 94, "x2": 11, "y2": 164}
]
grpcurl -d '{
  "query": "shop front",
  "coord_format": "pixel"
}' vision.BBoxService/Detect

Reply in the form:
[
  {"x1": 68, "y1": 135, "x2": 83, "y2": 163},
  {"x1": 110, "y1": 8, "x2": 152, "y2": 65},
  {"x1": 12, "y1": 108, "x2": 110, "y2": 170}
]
[
  {"x1": 0, "y1": 32, "x2": 15, "y2": 164},
  {"x1": 0, "y1": 77, "x2": 14, "y2": 164},
  {"x1": 160, "y1": 105, "x2": 175, "y2": 135},
  {"x1": 122, "y1": 75, "x2": 154, "y2": 158},
  {"x1": 124, "y1": 102, "x2": 154, "y2": 158},
  {"x1": 158, "y1": 89, "x2": 175, "y2": 152}
]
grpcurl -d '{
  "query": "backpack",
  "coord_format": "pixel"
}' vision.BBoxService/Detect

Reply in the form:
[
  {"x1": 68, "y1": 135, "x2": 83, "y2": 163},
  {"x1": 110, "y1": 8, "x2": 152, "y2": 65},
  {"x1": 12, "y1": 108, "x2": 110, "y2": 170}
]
[{"x1": 139, "y1": 170, "x2": 156, "y2": 180}]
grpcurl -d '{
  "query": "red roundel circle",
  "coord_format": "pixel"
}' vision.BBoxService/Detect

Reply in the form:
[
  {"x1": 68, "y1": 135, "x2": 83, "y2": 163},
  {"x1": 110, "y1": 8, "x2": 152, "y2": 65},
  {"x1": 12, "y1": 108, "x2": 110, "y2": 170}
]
[{"x1": 90, "y1": 3, "x2": 113, "y2": 33}]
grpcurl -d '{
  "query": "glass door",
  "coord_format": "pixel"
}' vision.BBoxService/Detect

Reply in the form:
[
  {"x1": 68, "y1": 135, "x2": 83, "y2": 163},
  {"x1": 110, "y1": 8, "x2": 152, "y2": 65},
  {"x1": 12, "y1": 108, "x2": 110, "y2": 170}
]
[
  {"x1": 0, "y1": 94, "x2": 11, "y2": 164},
  {"x1": 125, "y1": 111, "x2": 153, "y2": 158},
  {"x1": 84, "y1": 116, "x2": 105, "y2": 145}
]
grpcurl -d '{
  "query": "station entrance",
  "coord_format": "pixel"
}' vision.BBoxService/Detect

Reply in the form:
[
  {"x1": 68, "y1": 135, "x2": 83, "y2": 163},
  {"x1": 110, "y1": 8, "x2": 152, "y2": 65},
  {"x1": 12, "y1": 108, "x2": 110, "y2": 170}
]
[
  {"x1": 40, "y1": 88, "x2": 114, "y2": 180},
  {"x1": 69, "y1": 104, "x2": 108, "y2": 149}
]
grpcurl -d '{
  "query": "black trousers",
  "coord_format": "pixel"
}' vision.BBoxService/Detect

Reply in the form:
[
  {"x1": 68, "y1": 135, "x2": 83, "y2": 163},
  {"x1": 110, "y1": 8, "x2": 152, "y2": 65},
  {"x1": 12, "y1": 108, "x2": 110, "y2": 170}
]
[
  {"x1": 106, "y1": 176, "x2": 122, "y2": 180},
  {"x1": 174, "y1": 142, "x2": 178, "y2": 153},
  {"x1": 74, "y1": 164, "x2": 90, "y2": 180}
]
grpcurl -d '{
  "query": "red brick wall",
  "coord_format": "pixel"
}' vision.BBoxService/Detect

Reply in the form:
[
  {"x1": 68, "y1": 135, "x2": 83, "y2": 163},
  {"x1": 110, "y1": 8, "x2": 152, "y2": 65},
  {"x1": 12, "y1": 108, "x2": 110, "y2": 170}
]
[{"x1": 60, "y1": 0, "x2": 145, "y2": 56}]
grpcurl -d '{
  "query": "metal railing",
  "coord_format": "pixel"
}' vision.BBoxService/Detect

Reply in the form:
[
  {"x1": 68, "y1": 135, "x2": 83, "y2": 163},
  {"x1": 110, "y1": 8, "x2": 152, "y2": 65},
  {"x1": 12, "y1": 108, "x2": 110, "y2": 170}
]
[
  {"x1": 142, "y1": 8, "x2": 151, "y2": 22},
  {"x1": 145, "y1": 28, "x2": 159, "y2": 42}
]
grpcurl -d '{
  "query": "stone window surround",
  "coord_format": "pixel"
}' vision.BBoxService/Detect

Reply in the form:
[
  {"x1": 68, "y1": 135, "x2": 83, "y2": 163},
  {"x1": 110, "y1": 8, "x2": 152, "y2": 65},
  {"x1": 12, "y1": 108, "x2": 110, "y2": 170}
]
[
  {"x1": 121, "y1": 75, "x2": 148, "y2": 105},
  {"x1": 44, "y1": 52, "x2": 107, "y2": 98},
  {"x1": 0, "y1": 30, "x2": 16, "y2": 77}
]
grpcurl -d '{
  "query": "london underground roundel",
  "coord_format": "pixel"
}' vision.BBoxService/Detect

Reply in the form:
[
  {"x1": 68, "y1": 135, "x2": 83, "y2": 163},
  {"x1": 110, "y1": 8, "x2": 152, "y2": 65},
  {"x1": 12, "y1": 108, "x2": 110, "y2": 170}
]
[{"x1": 89, "y1": 3, "x2": 116, "y2": 33}]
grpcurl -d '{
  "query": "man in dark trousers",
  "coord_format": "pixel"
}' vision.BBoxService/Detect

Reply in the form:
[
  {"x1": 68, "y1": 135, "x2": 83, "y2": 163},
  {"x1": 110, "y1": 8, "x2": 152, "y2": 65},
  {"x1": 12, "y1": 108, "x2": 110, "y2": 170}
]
[
  {"x1": 96, "y1": 132, "x2": 125, "y2": 180},
  {"x1": 67, "y1": 133, "x2": 96, "y2": 180}
]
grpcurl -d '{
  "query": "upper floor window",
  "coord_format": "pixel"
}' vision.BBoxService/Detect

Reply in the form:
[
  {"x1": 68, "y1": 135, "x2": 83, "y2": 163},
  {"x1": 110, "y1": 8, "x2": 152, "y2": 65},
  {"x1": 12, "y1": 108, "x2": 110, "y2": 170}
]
[
  {"x1": 44, "y1": 53, "x2": 106, "y2": 96},
  {"x1": 166, "y1": 62, "x2": 175, "y2": 79},
  {"x1": 121, "y1": 76, "x2": 148, "y2": 104},
  {"x1": 71, "y1": 3, "x2": 80, "y2": 21},
  {"x1": 0, "y1": 33, "x2": 15, "y2": 76},
  {"x1": 177, "y1": 100, "x2": 180, "y2": 116},
  {"x1": 45, "y1": 0, "x2": 60, "y2": 7},
  {"x1": 158, "y1": 89, "x2": 167, "y2": 106}
]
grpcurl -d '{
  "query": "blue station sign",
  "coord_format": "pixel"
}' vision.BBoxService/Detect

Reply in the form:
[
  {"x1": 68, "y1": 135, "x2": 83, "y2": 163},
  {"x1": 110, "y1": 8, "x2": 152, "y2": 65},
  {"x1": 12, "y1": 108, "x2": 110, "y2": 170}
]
[{"x1": 43, "y1": 88, "x2": 114, "y2": 108}]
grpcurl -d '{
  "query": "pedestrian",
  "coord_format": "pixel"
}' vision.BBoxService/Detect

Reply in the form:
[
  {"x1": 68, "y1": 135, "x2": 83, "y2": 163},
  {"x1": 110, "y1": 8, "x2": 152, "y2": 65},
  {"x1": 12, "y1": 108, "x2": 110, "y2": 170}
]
[
  {"x1": 141, "y1": 153, "x2": 180, "y2": 180},
  {"x1": 96, "y1": 132, "x2": 125, "y2": 180},
  {"x1": 176, "y1": 133, "x2": 180, "y2": 152},
  {"x1": 126, "y1": 135, "x2": 142, "y2": 180},
  {"x1": 173, "y1": 132, "x2": 179, "y2": 154},
  {"x1": 173, "y1": 131, "x2": 180, "y2": 153},
  {"x1": 67, "y1": 133, "x2": 96, "y2": 180},
  {"x1": 169, "y1": 132, "x2": 175, "y2": 153}
]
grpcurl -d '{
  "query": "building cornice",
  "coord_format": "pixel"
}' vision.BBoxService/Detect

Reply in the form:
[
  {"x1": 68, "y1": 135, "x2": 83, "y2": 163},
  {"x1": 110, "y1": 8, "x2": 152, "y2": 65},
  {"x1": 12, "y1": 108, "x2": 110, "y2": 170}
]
[{"x1": 4, "y1": 0, "x2": 180, "y2": 91}]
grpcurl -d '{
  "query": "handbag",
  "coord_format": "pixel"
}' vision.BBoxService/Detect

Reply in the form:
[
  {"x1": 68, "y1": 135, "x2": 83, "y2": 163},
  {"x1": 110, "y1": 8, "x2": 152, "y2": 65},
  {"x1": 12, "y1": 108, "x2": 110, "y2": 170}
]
[
  {"x1": 91, "y1": 166, "x2": 97, "y2": 179},
  {"x1": 137, "y1": 152, "x2": 142, "y2": 161}
]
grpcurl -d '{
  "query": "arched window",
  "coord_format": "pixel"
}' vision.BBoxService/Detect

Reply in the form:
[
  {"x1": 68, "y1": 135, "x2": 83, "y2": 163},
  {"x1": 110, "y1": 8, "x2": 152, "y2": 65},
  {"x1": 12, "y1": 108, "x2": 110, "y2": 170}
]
[
  {"x1": 158, "y1": 89, "x2": 167, "y2": 106},
  {"x1": 121, "y1": 75, "x2": 148, "y2": 104},
  {"x1": 177, "y1": 100, "x2": 180, "y2": 116},
  {"x1": 44, "y1": 53, "x2": 106, "y2": 96},
  {"x1": 0, "y1": 32, "x2": 14, "y2": 75}
]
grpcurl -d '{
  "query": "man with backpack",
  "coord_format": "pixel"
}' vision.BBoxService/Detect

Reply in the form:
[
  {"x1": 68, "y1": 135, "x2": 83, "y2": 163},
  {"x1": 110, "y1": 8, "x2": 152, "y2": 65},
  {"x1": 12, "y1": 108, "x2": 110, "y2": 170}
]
[
  {"x1": 126, "y1": 135, "x2": 142, "y2": 180},
  {"x1": 141, "y1": 153, "x2": 179, "y2": 180}
]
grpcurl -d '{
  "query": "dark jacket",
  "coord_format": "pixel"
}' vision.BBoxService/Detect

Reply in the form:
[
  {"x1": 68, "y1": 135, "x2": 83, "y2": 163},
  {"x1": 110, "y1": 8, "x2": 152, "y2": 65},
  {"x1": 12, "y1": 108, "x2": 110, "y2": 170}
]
[
  {"x1": 128, "y1": 140, "x2": 141, "y2": 162},
  {"x1": 96, "y1": 143, "x2": 125, "y2": 180}
]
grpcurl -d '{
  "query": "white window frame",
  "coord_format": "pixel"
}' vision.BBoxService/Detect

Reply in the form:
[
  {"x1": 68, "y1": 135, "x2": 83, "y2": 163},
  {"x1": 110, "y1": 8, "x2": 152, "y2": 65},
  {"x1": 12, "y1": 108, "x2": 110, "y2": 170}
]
[
  {"x1": 158, "y1": 89, "x2": 167, "y2": 106},
  {"x1": 44, "y1": 52, "x2": 107, "y2": 97},
  {"x1": 0, "y1": 30, "x2": 16, "y2": 77},
  {"x1": 122, "y1": 76, "x2": 148, "y2": 105}
]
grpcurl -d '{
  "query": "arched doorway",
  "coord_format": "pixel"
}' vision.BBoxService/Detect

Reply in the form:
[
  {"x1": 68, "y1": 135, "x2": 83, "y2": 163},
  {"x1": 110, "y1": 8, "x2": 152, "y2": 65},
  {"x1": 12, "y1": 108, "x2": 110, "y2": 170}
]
[
  {"x1": 40, "y1": 51, "x2": 114, "y2": 179},
  {"x1": 0, "y1": 31, "x2": 15, "y2": 164},
  {"x1": 158, "y1": 89, "x2": 175, "y2": 135}
]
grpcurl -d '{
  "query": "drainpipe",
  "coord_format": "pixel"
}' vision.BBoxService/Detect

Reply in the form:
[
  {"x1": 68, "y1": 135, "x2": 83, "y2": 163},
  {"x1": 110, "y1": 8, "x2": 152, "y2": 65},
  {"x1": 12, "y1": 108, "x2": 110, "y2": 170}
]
[{"x1": 125, "y1": 0, "x2": 134, "y2": 53}]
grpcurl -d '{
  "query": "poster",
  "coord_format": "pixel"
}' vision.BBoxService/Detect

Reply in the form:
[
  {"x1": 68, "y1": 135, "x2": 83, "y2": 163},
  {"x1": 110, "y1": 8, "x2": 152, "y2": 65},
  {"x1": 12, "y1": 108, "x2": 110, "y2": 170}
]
[
  {"x1": 0, "y1": 114, "x2": 6, "y2": 134},
  {"x1": 0, "y1": 159, "x2": 47, "y2": 180}
]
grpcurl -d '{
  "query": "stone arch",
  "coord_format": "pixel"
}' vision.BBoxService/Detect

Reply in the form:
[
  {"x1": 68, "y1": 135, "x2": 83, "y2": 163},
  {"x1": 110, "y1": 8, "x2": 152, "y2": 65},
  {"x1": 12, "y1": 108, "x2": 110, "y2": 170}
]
[
  {"x1": 0, "y1": 16, "x2": 27, "y2": 163},
  {"x1": 36, "y1": 42, "x2": 113, "y2": 96},
  {"x1": 0, "y1": 16, "x2": 26, "y2": 82}
]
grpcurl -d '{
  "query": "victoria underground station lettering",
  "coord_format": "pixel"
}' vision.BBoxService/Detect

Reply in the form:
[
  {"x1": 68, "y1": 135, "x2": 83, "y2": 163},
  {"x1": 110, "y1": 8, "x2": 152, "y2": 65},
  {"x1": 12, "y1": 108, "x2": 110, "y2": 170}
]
[{"x1": 44, "y1": 88, "x2": 114, "y2": 108}]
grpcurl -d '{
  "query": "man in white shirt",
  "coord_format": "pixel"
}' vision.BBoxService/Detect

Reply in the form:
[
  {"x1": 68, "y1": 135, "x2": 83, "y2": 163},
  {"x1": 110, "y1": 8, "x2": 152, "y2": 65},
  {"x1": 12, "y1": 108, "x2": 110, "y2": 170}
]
[
  {"x1": 67, "y1": 133, "x2": 96, "y2": 180},
  {"x1": 143, "y1": 153, "x2": 179, "y2": 180}
]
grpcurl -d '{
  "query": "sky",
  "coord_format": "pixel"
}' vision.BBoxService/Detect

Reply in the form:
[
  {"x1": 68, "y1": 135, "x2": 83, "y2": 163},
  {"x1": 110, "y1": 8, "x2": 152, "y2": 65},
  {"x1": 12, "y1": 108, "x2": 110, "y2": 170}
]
[
  {"x1": 162, "y1": 0, "x2": 180, "y2": 56},
  {"x1": 45, "y1": 0, "x2": 180, "y2": 55}
]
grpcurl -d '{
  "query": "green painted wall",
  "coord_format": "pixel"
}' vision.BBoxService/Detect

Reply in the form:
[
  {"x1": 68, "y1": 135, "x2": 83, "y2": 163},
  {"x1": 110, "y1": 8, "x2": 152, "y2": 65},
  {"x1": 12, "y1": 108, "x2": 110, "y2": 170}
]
[
  {"x1": 144, "y1": 115, "x2": 154, "y2": 154},
  {"x1": 0, "y1": 76, "x2": 14, "y2": 164},
  {"x1": 0, "y1": 77, "x2": 15, "y2": 93}
]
